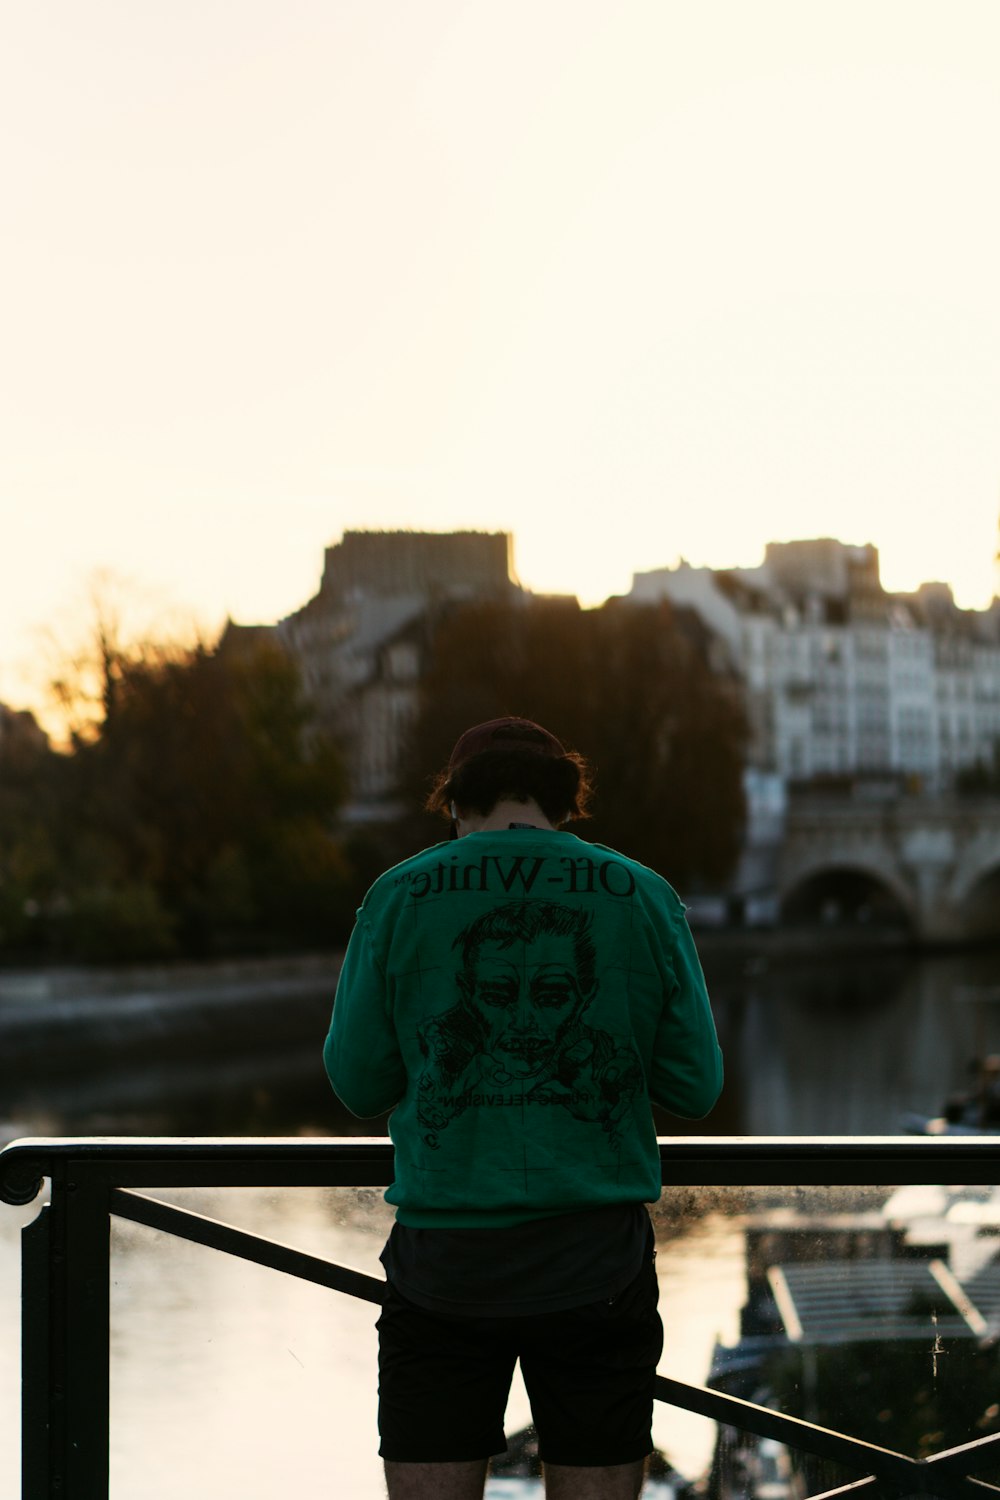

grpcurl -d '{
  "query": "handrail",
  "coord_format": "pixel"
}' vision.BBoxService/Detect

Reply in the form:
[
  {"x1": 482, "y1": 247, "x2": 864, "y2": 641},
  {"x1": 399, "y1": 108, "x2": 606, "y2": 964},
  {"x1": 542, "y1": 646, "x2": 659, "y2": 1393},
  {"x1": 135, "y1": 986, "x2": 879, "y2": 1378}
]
[
  {"x1": 6, "y1": 1134, "x2": 1000, "y2": 1499},
  {"x1": 9, "y1": 1131, "x2": 1000, "y2": 1203}
]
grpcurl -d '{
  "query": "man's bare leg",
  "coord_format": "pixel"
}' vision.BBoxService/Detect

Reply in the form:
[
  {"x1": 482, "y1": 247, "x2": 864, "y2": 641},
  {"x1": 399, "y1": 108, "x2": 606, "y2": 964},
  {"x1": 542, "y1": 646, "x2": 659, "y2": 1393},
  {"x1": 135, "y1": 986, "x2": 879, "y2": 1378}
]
[
  {"x1": 544, "y1": 1458, "x2": 647, "y2": 1499},
  {"x1": 383, "y1": 1459, "x2": 489, "y2": 1499}
]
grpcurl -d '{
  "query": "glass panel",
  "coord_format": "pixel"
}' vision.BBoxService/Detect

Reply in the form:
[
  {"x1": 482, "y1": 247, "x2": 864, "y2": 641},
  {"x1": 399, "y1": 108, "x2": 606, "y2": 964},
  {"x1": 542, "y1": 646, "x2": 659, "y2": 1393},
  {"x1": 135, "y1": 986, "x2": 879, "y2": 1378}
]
[
  {"x1": 654, "y1": 1186, "x2": 749, "y2": 1483},
  {"x1": 6, "y1": 1172, "x2": 1000, "y2": 1498},
  {"x1": 656, "y1": 1183, "x2": 1000, "y2": 1500},
  {"x1": 109, "y1": 1184, "x2": 395, "y2": 1500}
]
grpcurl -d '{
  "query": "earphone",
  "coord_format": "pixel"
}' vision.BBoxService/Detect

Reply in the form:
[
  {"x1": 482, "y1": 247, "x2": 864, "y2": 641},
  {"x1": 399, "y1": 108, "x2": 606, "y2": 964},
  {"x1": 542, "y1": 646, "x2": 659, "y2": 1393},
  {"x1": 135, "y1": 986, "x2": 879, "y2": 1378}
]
[{"x1": 449, "y1": 801, "x2": 459, "y2": 821}]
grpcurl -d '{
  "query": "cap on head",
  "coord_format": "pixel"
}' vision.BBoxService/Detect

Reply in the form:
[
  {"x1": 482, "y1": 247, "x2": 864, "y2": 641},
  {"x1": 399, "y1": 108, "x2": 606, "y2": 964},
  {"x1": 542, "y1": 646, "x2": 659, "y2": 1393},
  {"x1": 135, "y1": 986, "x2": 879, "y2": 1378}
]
[{"x1": 447, "y1": 717, "x2": 566, "y2": 775}]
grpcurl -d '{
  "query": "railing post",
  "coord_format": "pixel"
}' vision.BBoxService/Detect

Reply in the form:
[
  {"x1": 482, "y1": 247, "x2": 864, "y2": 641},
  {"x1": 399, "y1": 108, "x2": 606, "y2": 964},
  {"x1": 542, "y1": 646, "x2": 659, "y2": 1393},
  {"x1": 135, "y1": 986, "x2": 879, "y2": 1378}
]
[
  {"x1": 21, "y1": 1204, "x2": 51, "y2": 1498},
  {"x1": 64, "y1": 1166, "x2": 111, "y2": 1497},
  {"x1": 26, "y1": 1164, "x2": 112, "y2": 1498}
]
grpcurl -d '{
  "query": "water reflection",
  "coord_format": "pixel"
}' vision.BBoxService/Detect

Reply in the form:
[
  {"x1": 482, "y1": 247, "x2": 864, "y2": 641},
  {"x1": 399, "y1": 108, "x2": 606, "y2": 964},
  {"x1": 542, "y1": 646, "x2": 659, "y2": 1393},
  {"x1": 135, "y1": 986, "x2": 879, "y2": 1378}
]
[
  {"x1": 4, "y1": 946, "x2": 1000, "y2": 1139},
  {"x1": 703, "y1": 944, "x2": 1000, "y2": 1136}
]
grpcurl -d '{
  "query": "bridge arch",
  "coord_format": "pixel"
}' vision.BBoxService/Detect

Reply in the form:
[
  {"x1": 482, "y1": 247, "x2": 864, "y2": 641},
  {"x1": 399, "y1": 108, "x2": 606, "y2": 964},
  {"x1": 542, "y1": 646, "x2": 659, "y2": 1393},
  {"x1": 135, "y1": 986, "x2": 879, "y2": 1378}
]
[
  {"x1": 780, "y1": 795, "x2": 1000, "y2": 944},
  {"x1": 778, "y1": 857, "x2": 917, "y2": 933},
  {"x1": 950, "y1": 853, "x2": 1000, "y2": 942}
]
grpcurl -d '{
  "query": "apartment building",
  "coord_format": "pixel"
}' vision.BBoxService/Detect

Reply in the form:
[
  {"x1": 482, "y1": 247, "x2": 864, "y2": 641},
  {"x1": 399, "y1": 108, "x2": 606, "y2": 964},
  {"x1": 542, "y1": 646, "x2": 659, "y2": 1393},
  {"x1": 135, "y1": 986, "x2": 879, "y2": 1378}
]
[
  {"x1": 631, "y1": 539, "x2": 1000, "y2": 792},
  {"x1": 270, "y1": 530, "x2": 522, "y2": 813}
]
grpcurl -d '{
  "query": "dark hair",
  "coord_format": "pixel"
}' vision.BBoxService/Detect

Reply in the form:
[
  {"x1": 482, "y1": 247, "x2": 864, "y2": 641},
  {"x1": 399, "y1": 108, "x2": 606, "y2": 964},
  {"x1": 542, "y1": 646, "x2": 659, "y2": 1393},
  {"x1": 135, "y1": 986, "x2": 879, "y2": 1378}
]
[{"x1": 426, "y1": 744, "x2": 593, "y2": 824}]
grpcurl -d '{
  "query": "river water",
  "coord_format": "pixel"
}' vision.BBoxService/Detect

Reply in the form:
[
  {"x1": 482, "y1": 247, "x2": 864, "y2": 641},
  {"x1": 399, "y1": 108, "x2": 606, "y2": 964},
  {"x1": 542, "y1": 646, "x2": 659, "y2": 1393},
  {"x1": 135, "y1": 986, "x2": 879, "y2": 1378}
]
[{"x1": 3, "y1": 943, "x2": 1000, "y2": 1497}]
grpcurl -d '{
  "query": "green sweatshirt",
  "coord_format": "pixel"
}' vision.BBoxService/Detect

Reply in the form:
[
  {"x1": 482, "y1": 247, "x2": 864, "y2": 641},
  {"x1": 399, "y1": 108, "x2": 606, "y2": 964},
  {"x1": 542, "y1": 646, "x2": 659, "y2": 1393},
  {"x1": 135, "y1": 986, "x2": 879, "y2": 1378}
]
[{"x1": 324, "y1": 829, "x2": 722, "y2": 1228}]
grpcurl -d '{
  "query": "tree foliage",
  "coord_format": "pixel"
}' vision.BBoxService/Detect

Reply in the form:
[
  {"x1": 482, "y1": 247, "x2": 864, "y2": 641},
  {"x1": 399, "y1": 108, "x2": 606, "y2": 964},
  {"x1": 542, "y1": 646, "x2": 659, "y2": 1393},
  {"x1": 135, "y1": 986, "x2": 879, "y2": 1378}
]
[
  {"x1": 0, "y1": 636, "x2": 353, "y2": 961},
  {"x1": 396, "y1": 598, "x2": 747, "y2": 889},
  {"x1": 0, "y1": 712, "x2": 63, "y2": 953}
]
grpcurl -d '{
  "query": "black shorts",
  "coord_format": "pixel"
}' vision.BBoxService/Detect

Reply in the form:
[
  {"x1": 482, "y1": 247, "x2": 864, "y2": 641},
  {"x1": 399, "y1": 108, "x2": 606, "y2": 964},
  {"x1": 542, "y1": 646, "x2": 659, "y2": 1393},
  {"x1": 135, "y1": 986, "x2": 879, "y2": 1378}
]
[{"x1": 376, "y1": 1252, "x2": 663, "y2": 1467}]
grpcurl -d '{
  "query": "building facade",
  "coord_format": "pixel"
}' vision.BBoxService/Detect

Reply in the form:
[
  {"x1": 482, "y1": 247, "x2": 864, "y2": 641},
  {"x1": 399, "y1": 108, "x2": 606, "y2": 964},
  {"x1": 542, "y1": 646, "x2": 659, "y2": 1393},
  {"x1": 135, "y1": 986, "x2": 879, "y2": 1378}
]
[
  {"x1": 258, "y1": 530, "x2": 523, "y2": 815},
  {"x1": 631, "y1": 539, "x2": 1000, "y2": 794}
]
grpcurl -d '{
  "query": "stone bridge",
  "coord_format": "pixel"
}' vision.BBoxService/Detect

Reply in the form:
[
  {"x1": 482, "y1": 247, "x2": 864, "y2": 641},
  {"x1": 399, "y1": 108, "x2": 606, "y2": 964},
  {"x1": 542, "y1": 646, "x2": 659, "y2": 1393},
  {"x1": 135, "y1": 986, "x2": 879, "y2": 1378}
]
[{"x1": 777, "y1": 795, "x2": 1000, "y2": 943}]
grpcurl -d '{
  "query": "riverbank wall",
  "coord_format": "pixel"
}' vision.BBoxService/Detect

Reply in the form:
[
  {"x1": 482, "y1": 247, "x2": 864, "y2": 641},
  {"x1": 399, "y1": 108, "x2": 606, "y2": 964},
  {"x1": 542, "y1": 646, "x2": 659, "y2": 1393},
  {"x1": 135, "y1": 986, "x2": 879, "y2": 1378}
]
[{"x1": 0, "y1": 954, "x2": 344, "y2": 1129}]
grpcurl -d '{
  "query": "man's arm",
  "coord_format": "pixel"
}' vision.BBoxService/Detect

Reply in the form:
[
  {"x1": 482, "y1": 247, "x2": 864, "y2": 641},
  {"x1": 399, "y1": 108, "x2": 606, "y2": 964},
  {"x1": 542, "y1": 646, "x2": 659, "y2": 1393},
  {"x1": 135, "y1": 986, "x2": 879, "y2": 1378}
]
[
  {"x1": 324, "y1": 917, "x2": 407, "y2": 1117},
  {"x1": 648, "y1": 913, "x2": 723, "y2": 1119}
]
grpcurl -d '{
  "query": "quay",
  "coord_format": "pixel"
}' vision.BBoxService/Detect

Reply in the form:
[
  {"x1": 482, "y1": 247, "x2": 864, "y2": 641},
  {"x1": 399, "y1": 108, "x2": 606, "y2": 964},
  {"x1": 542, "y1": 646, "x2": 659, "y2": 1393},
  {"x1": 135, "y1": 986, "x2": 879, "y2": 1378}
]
[{"x1": 0, "y1": 954, "x2": 343, "y2": 1122}]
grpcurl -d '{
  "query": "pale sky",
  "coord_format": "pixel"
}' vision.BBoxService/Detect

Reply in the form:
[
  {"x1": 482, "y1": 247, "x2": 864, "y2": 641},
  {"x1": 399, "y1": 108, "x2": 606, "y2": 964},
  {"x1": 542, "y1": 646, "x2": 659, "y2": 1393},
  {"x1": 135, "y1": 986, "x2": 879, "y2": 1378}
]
[{"x1": 4, "y1": 1, "x2": 1000, "y2": 724}]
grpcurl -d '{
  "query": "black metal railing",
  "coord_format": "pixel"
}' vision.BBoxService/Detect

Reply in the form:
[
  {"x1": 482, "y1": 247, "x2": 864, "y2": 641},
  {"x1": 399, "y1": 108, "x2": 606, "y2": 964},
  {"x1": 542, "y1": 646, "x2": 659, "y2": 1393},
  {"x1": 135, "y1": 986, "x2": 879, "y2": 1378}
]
[{"x1": 5, "y1": 1135, "x2": 1000, "y2": 1499}]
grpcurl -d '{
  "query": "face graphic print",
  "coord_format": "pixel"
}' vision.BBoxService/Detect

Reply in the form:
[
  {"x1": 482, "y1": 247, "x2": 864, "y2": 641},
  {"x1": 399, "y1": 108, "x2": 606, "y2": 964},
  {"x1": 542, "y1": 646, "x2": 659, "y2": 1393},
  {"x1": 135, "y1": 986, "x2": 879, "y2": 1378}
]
[
  {"x1": 416, "y1": 899, "x2": 640, "y2": 1150},
  {"x1": 461, "y1": 932, "x2": 589, "y2": 1082}
]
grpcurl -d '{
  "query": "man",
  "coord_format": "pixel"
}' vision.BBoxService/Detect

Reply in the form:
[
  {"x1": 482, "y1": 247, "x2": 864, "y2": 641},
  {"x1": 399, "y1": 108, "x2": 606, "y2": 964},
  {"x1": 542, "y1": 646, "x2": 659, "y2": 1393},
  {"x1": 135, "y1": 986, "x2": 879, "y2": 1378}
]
[{"x1": 324, "y1": 717, "x2": 723, "y2": 1500}]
